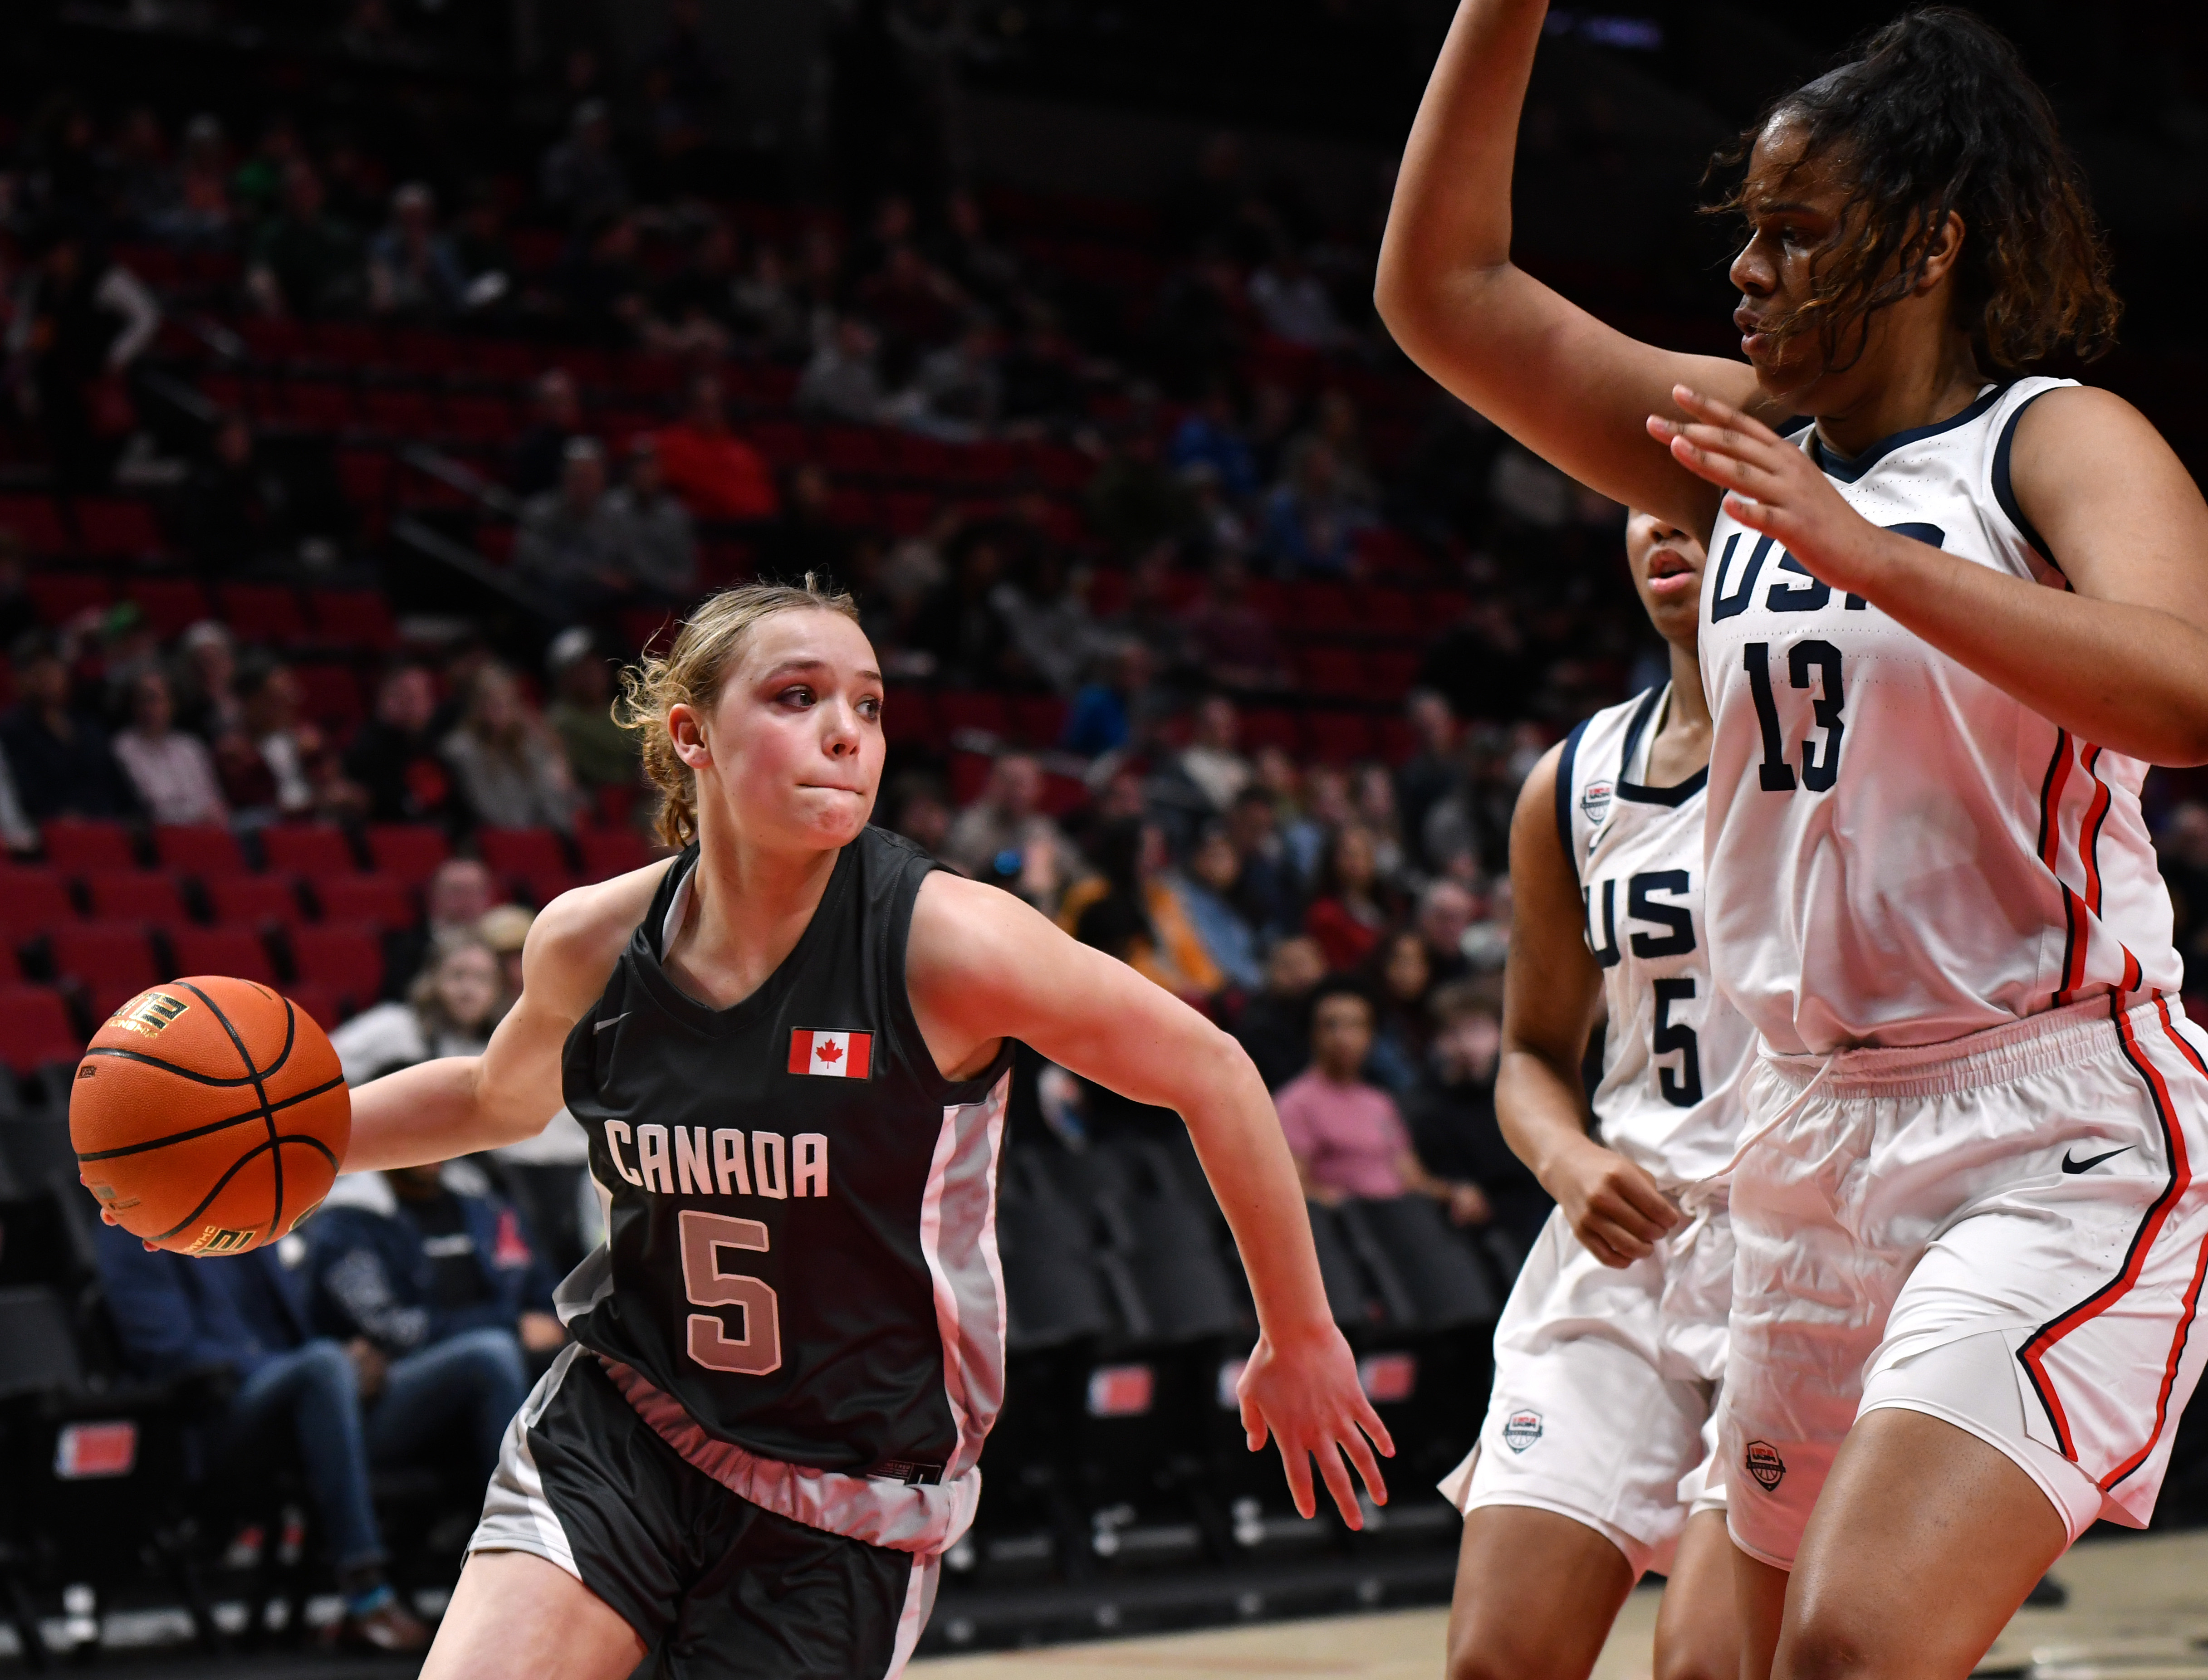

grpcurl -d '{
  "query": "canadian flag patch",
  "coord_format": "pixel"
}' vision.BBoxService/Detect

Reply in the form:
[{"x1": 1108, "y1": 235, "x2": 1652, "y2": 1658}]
[{"x1": 788, "y1": 1028, "x2": 873, "y2": 1079}]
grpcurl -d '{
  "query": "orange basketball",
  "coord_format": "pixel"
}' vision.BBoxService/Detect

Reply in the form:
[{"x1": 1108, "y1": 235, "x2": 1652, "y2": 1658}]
[{"x1": 70, "y1": 977, "x2": 351, "y2": 1256}]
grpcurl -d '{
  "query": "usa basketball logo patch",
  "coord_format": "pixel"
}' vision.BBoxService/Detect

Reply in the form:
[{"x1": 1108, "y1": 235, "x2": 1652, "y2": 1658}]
[
  {"x1": 1502, "y1": 1410, "x2": 1543, "y2": 1453},
  {"x1": 1579, "y1": 780, "x2": 1613, "y2": 827},
  {"x1": 788, "y1": 1029, "x2": 873, "y2": 1079},
  {"x1": 1744, "y1": 1440, "x2": 1786, "y2": 1490}
]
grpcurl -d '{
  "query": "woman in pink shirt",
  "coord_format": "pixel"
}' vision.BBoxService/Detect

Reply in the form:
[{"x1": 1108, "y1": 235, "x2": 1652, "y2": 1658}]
[{"x1": 1275, "y1": 980, "x2": 1488, "y2": 1222}]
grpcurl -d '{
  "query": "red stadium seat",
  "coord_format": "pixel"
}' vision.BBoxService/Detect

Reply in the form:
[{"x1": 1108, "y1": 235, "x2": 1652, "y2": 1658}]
[
  {"x1": 441, "y1": 394, "x2": 515, "y2": 443},
  {"x1": 279, "y1": 381, "x2": 357, "y2": 431},
  {"x1": 0, "y1": 495, "x2": 72, "y2": 556},
  {"x1": 51, "y1": 923, "x2": 160, "y2": 1013},
  {"x1": 364, "y1": 825, "x2": 449, "y2": 885},
  {"x1": 576, "y1": 828, "x2": 652, "y2": 882},
  {"x1": 1361, "y1": 587, "x2": 1419, "y2": 639},
  {"x1": 218, "y1": 584, "x2": 308, "y2": 644},
  {"x1": 936, "y1": 692, "x2": 1010, "y2": 741},
  {"x1": 313, "y1": 873, "x2": 416, "y2": 929},
  {"x1": 42, "y1": 820, "x2": 137, "y2": 871},
  {"x1": 1369, "y1": 649, "x2": 1425, "y2": 699},
  {"x1": 27, "y1": 574, "x2": 114, "y2": 625},
  {"x1": 169, "y1": 926, "x2": 278, "y2": 987},
  {"x1": 478, "y1": 829, "x2": 577, "y2": 903},
  {"x1": 0, "y1": 869, "x2": 77, "y2": 939},
  {"x1": 207, "y1": 875, "x2": 307, "y2": 929},
  {"x1": 293, "y1": 664, "x2": 365, "y2": 728},
  {"x1": 1010, "y1": 695, "x2": 1067, "y2": 749},
  {"x1": 362, "y1": 388, "x2": 439, "y2": 434},
  {"x1": 74, "y1": 498, "x2": 166, "y2": 559},
  {"x1": 1285, "y1": 581, "x2": 1354, "y2": 635},
  {"x1": 0, "y1": 945, "x2": 24, "y2": 984},
  {"x1": 154, "y1": 824, "x2": 249, "y2": 877},
  {"x1": 1239, "y1": 708, "x2": 1301, "y2": 755},
  {"x1": 289, "y1": 923, "x2": 385, "y2": 1004},
  {"x1": 306, "y1": 588, "x2": 399, "y2": 651},
  {"x1": 260, "y1": 825, "x2": 359, "y2": 878},
  {"x1": 881, "y1": 687, "x2": 940, "y2": 749},
  {"x1": 309, "y1": 322, "x2": 385, "y2": 366},
  {"x1": 1298, "y1": 647, "x2": 1368, "y2": 699},
  {"x1": 129, "y1": 580, "x2": 213, "y2": 639},
  {"x1": 1377, "y1": 715, "x2": 1420, "y2": 766},
  {"x1": 81, "y1": 871, "x2": 188, "y2": 929},
  {"x1": 1306, "y1": 712, "x2": 1377, "y2": 764},
  {"x1": 0, "y1": 985, "x2": 83, "y2": 1074},
  {"x1": 337, "y1": 450, "x2": 394, "y2": 510},
  {"x1": 287, "y1": 980, "x2": 343, "y2": 1031}
]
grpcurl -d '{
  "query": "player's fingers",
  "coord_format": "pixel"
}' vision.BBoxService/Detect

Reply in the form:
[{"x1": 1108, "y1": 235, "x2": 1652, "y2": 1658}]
[
  {"x1": 1590, "y1": 1189, "x2": 1669, "y2": 1243},
  {"x1": 1314, "y1": 1438, "x2": 1363, "y2": 1529},
  {"x1": 1339, "y1": 1421, "x2": 1389, "y2": 1505},
  {"x1": 1354, "y1": 1393, "x2": 1396, "y2": 1459},
  {"x1": 1614, "y1": 1174, "x2": 1684, "y2": 1231},
  {"x1": 1672, "y1": 383, "x2": 1782, "y2": 444},
  {"x1": 1591, "y1": 1218, "x2": 1656, "y2": 1260},
  {"x1": 1276, "y1": 1437, "x2": 1317, "y2": 1520}
]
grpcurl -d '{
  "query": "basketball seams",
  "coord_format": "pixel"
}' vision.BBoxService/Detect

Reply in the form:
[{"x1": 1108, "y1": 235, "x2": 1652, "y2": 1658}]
[
  {"x1": 175, "y1": 980, "x2": 287, "y2": 1244},
  {"x1": 74, "y1": 1075, "x2": 347, "y2": 1162},
  {"x1": 149, "y1": 1131, "x2": 343, "y2": 1245}
]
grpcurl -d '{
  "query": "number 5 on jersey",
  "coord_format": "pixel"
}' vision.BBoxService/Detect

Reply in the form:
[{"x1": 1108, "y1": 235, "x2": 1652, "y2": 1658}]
[{"x1": 680, "y1": 1209, "x2": 782, "y2": 1375}]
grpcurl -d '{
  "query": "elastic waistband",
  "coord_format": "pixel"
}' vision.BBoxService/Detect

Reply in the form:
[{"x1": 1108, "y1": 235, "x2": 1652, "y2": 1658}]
[
  {"x1": 1759, "y1": 996, "x2": 2143, "y2": 1099},
  {"x1": 599, "y1": 1356, "x2": 979, "y2": 1556}
]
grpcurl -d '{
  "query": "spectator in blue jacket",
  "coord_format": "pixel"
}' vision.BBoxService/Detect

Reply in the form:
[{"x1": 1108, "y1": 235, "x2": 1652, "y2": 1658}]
[
  {"x1": 92, "y1": 1226, "x2": 431, "y2": 1653},
  {"x1": 303, "y1": 1159, "x2": 563, "y2": 1482}
]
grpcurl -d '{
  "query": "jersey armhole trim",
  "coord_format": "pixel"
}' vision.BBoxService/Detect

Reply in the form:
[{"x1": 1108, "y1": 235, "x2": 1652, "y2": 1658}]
[
  {"x1": 1553, "y1": 717, "x2": 1590, "y2": 884},
  {"x1": 891, "y1": 853, "x2": 1018, "y2": 1105},
  {"x1": 1993, "y1": 389, "x2": 2060, "y2": 575}
]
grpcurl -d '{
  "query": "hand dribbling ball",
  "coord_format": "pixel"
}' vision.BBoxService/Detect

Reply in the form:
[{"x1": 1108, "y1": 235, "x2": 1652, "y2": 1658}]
[{"x1": 70, "y1": 977, "x2": 351, "y2": 1255}]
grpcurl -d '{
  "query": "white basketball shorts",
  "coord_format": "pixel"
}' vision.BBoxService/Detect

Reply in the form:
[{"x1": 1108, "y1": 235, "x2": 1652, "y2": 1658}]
[
  {"x1": 1440, "y1": 1198, "x2": 1732, "y2": 1578},
  {"x1": 1724, "y1": 995, "x2": 2208, "y2": 1570}
]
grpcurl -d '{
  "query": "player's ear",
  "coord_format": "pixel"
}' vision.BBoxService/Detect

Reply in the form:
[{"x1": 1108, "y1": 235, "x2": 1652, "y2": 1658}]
[{"x1": 667, "y1": 702, "x2": 713, "y2": 770}]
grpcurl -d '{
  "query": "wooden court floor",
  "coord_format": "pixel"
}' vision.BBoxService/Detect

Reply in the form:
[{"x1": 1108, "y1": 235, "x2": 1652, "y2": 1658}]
[{"x1": 915, "y1": 1529, "x2": 2208, "y2": 1679}]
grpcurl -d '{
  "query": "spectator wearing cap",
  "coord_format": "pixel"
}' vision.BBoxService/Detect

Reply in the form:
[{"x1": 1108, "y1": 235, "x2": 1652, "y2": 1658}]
[
  {"x1": 651, "y1": 370, "x2": 779, "y2": 523},
  {"x1": 543, "y1": 629, "x2": 640, "y2": 797},
  {"x1": 345, "y1": 663, "x2": 456, "y2": 827},
  {"x1": 1276, "y1": 980, "x2": 1488, "y2": 1222},
  {"x1": 601, "y1": 438, "x2": 697, "y2": 598},
  {"x1": 367, "y1": 182, "x2": 465, "y2": 321},
  {"x1": 513, "y1": 438, "x2": 628, "y2": 616},
  {"x1": 0, "y1": 631, "x2": 135, "y2": 820},
  {"x1": 113, "y1": 669, "x2": 227, "y2": 826}
]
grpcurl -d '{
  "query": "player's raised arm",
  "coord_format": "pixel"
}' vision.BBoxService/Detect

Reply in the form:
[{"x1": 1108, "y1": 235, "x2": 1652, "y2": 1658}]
[
  {"x1": 905, "y1": 870, "x2": 1394, "y2": 1528},
  {"x1": 342, "y1": 861, "x2": 672, "y2": 1173},
  {"x1": 1373, "y1": 0, "x2": 1763, "y2": 534},
  {"x1": 1495, "y1": 746, "x2": 1679, "y2": 1267}
]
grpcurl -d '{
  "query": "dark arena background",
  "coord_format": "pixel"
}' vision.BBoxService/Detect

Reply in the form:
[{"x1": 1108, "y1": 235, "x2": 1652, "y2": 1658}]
[{"x1": 1, "y1": 0, "x2": 2207, "y2": 1674}]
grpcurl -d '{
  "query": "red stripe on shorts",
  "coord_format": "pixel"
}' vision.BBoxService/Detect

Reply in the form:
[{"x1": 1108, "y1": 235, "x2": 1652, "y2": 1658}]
[{"x1": 2017, "y1": 996, "x2": 2195, "y2": 1471}]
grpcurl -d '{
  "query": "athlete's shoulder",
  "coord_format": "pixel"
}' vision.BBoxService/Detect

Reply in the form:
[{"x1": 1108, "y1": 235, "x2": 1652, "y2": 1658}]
[{"x1": 523, "y1": 856, "x2": 677, "y2": 1012}]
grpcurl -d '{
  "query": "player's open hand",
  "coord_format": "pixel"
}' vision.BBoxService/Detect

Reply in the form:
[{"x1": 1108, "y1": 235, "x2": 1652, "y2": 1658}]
[
  {"x1": 1236, "y1": 1321, "x2": 1393, "y2": 1528},
  {"x1": 1648, "y1": 385, "x2": 1892, "y2": 600},
  {"x1": 1545, "y1": 1132, "x2": 1679, "y2": 1268}
]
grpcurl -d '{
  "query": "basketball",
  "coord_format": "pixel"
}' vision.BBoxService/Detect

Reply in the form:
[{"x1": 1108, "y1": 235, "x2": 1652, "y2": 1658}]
[{"x1": 69, "y1": 977, "x2": 351, "y2": 1257}]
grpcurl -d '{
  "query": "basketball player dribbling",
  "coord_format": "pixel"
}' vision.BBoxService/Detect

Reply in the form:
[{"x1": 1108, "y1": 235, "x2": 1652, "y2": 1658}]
[
  {"x1": 1381, "y1": 5, "x2": 2208, "y2": 1676},
  {"x1": 1439, "y1": 515, "x2": 1750, "y2": 1680},
  {"x1": 327, "y1": 581, "x2": 1391, "y2": 1679}
]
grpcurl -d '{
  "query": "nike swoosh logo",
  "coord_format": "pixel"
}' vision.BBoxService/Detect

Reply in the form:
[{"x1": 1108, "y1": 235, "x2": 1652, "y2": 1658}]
[
  {"x1": 594, "y1": 1014, "x2": 629, "y2": 1035},
  {"x1": 2061, "y1": 1145, "x2": 2133, "y2": 1175}
]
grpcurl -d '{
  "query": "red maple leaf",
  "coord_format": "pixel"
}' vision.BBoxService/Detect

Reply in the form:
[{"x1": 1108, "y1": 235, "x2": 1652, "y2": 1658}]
[{"x1": 814, "y1": 1039, "x2": 843, "y2": 1065}]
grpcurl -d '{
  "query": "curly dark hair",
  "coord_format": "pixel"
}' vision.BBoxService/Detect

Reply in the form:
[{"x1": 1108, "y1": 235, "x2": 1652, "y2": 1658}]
[{"x1": 1709, "y1": 7, "x2": 2120, "y2": 374}]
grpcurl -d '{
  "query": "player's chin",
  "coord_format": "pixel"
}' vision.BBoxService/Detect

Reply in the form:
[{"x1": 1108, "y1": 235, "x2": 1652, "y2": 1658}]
[{"x1": 794, "y1": 786, "x2": 873, "y2": 839}]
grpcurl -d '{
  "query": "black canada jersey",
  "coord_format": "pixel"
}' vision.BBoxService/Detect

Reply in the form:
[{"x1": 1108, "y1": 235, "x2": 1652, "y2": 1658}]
[{"x1": 557, "y1": 827, "x2": 1015, "y2": 1485}]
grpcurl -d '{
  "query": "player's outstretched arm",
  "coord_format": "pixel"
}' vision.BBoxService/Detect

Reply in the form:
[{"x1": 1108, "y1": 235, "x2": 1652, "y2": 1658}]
[
  {"x1": 906, "y1": 872, "x2": 1393, "y2": 1528},
  {"x1": 343, "y1": 862, "x2": 671, "y2": 1173},
  {"x1": 1495, "y1": 746, "x2": 1681, "y2": 1267},
  {"x1": 1374, "y1": 0, "x2": 1762, "y2": 538}
]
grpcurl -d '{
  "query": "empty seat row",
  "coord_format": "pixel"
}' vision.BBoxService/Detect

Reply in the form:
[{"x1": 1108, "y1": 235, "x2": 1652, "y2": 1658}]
[
  {"x1": 0, "y1": 867, "x2": 418, "y2": 938},
  {"x1": 39, "y1": 921, "x2": 385, "y2": 1019},
  {"x1": 16, "y1": 574, "x2": 399, "y2": 652}
]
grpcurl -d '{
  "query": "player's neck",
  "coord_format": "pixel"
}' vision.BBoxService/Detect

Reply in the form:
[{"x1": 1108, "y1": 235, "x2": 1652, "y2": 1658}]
[
  {"x1": 663, "y1": 827, "x2": 843, "y2": 1011},
  {"x1": 1645, "y1": 645, "x2": 1713, "y2": 784},
  {"x1": 1809, "y1": 326, "x2": 1984, "y2": 461}
]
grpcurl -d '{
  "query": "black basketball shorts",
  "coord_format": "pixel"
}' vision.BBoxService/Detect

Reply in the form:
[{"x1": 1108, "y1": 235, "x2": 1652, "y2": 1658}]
[{"x1": 469, "y1": 1346, "x2": 936, "y2": 1679}]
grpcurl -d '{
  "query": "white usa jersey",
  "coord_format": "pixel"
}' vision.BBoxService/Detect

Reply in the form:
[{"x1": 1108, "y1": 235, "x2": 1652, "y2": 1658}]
[
  {"x1": 1560, "y1": 685, "x2": 1754, "y2": 1188},
  {"x1": 1700, "y1": 376, "x2": 2184, "y2": 1055}
]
